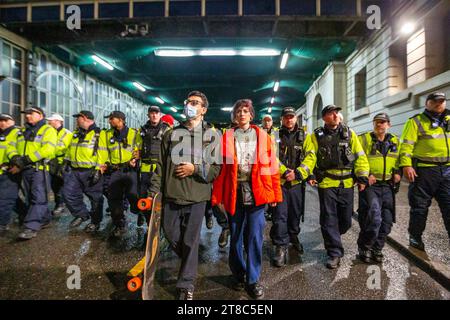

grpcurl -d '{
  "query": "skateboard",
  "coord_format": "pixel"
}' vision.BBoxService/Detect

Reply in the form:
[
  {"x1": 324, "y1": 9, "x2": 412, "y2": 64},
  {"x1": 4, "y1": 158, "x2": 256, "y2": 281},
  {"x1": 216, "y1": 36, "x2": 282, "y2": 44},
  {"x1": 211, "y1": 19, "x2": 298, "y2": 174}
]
[{"x1": 127, "y1": 192, "x2": 162, "y2": 300}]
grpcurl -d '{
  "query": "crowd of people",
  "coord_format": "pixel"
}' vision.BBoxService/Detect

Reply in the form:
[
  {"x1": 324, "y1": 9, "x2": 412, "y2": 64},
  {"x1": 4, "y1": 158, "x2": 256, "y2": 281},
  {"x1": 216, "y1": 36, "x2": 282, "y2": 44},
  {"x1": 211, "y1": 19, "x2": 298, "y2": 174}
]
[{"x1": 0, "y1": 90, "x2": 449, "y2": 300}]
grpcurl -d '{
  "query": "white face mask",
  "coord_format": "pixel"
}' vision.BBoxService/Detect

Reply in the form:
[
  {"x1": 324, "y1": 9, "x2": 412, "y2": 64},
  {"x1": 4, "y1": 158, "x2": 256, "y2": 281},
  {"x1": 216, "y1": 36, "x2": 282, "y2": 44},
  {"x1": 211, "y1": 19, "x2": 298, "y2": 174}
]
[{"x1": 183, "y1": 104, "x2": 198, "y2": 119}]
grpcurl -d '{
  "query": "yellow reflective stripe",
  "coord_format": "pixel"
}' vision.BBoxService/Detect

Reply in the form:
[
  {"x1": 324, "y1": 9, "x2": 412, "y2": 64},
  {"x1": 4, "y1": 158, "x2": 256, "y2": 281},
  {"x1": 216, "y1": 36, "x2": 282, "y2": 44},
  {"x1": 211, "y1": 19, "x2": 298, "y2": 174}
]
[
  {"x1": 42, "y1": 141, "x2": 56, "y2": 147},
  {"x1": 305, "y1": 150, "x2": 315, "y2": 156},
  {"x1": 413, "y1": 117, "x2": 426, "y2": 135},
  {"x1": 356, "y1": 170, "x2": 369, "y2": 176},
  {"x1": 0, "y1": 145, "x2": 6, "y2": 150},
  {"x1": 326, "y1": 170, "x2": 352, "y2": 176},
  {"x1": 415, "y1": 156, "x2": 449, "y2": 163},
  {"x1": 300, "y1": 164, "x2": 310, "y2": 175},
  {"x1": 418, "y1": 134, "x2": 447, "y2": 140},
  {"x1": 355, "y1": 150, "x2": 365, "y2": 157},
  {"x1": 70, "y1": 161, "x2": 97, "y2": 167},
  {"x1": 401, "y1": 153, "x2": 413, "y2": 158},
  {"x1": 387, "y1": 154, "x2": 399, "y2": 159},
  {"x1": 34, "y1": 151, "x2": 42, "y2": 160},
  {"x1": 402, "y1": 139, "x2": 415, "y2": 145}
]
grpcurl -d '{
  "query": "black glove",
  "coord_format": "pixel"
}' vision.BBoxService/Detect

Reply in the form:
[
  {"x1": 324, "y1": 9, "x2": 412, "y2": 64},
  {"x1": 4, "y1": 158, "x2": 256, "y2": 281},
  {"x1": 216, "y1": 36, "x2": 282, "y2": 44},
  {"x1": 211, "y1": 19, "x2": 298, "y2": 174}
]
[
  {"x1": 89, "y1": 169, "x2": 102, "y2": 185},
  {"x1": 10, "y1": 155, "x2": 31, "y2": 169}
]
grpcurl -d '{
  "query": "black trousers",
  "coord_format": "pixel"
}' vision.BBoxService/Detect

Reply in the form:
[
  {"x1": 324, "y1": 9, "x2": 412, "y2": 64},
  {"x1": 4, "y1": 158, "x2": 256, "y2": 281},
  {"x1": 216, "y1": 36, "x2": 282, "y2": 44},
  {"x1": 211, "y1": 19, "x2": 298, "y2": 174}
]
[
  {"x1": 270, "y1": 184, "x2": 304, "y2": 246},
  {"x1": 162, "y1": 201, "x2": 206, "y2": 290},
  {"x1": 358, "y1": 184, "x2": 394, "y2": 251},
  {"x1": 318, "y1": 187, "x2": 354, "y2": 258}
]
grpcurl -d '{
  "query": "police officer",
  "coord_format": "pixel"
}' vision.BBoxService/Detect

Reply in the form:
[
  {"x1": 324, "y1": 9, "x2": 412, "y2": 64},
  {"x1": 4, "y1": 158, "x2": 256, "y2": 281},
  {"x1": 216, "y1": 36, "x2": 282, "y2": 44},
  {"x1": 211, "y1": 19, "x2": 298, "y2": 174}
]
[
  {"x1": 261, "y1": 114, "x2": 278, "y2": 221},
  {"x1": 0, "y1": 113, "x2": 21, "y2": 233},
  {"x1": 99, "y1": 111, "x2": 141, "y2": 237},
  {"x1": 46, "y1": 113, "x2": 72, "y2": 216},
  {"x1": 149, "y1": 91, "x2": 221, "y2": 300},
  {"x1": 399, "y1": 92, "x2": 450, "y2": 250},
  {"x1": 270, "y1": 106, "x2": 308, "y2": 267},
  {"x1": 10, "y1": 107, "x2": 57, "y2": 240},
  {"x1": 65, "y1": 111, "x2": 106, "y2": 232},
  {"x1": 136, "y1": 105, "x2": 170, "y2": 226},
  {"x1": 358, "y1": 113, "x2": 401, "y2": 263},
  {"x1": 301, "y1": 105, "x2": 369, "y2": 269}
]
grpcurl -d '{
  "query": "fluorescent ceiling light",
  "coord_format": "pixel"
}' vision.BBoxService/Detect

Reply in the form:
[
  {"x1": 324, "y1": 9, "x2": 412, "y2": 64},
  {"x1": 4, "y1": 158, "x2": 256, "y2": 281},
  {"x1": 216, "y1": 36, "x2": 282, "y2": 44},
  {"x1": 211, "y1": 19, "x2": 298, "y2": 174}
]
[
  {"x1": 221, "y1": 107, "x2": 233, "y2": 112},
  {"x1": 92, "y1": 55, "x2": 114, "y2": 71},
  {"x1": 270, "y1": 97, "x2": 275, "y2": 104},
  {"x1": 154, "y1": 48, "x2": 281, "y2": 57},
  {"x1": 180, "y1": 114, "x2": 186, "y2": 119},
  {"x1": 199, "y1": 49, "x2": 237, "y2": 56},
  {"x1": 240, "y1": 49, "x2": 280, "y2": 56},
  {"x1": 155, "y1": 49, "x2": 195, "y2": 57},
  {"x1": 155, "y1": 97, "x2": 165, "y2": 104},
  {"x1": 401, "y1": 22, "x2": 415, "y2": 35},
  {"x1": 132, "y1": 81, "x2": 146, "y2": 92},
  {"x1": 273, "y1": 81, "x2": 280, "y2": 92},
  {"x1": 268, "y1": 107, "x2": 272, "y2": 113},
  {"x1": 280, "y1": 52, "x2": 289, "y2": 69},
  {"x1": 170, "y1": 107, "x2": 177, "y2": 113}
]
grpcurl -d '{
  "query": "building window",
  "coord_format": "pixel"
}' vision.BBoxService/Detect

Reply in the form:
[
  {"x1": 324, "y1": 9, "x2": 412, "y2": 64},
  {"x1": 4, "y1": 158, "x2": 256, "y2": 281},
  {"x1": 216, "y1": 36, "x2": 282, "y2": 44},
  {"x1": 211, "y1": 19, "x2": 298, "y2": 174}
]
[
  {"x1": 354, "y1": 67, "x2": 367, "y2": 111},
  {"x1": 0, "y1": 40, "x2": 24, "y2": 122},
  {"x1": 389, "y1": 39, "x2": 407, "y2": 94}
]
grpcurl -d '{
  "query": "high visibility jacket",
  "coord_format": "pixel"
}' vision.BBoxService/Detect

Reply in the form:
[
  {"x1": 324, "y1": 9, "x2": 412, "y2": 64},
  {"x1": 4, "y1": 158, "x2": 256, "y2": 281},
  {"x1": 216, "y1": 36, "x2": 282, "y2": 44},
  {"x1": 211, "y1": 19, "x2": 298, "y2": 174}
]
[
  {"x1": 0, "y1": 126, "x2": 20, "y2": 175},
  {"x1": 66, "y1": 125, "x2": 105, "y2": 169},
  {"x1": 16, "y1": 120, "x2": 57, "y2": 170},
  {"x1": 277, "y1": 125, "x2": 309, "y2": 187},
  {"x1": 299, "y1": 125, "x2": 370, "y2": 188},
  {"x1": 55, "y1": 127, "x2": 72, "y2": 165},
  {"x1": 359, "y1": 132, "x2": 400, "y2": 181},
  {"x1": 100, "y1": 126, "x2": 141, "y2": 165},
  {"x1": 399, "y1": 110, "x2": 450, "y2": 168},
  {"x1": 138, "y1": 121, "x2": 170, "y2": 173}
]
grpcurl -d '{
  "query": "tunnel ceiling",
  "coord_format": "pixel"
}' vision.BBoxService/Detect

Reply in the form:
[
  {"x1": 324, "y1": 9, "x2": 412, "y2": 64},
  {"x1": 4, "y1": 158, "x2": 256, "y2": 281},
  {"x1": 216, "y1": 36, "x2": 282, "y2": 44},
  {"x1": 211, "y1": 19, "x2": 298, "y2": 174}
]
[{"x1": 2, "y1": 12, "x2": 381, "y2": 124}]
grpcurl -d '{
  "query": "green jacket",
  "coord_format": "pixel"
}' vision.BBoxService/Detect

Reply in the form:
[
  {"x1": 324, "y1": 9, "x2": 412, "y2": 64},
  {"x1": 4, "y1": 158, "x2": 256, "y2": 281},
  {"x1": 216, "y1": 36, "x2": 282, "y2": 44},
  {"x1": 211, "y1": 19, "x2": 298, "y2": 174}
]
[{"x1": 150, "y1": 121, "x2": 221, "y2": 205}]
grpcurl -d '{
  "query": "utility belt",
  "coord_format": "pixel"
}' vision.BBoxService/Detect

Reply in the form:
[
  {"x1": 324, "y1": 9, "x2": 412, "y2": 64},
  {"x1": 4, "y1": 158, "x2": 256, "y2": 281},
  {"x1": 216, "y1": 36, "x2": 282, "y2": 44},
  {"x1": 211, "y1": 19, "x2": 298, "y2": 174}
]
[
  {"x1": 107, "y1": 162, "x2": 134, "y2": 172},
  {"x1": 24, "y1": 160, "x2": 47, "y2": 171},
  {"x1": 71, "y1": 167, "x2": 94, "y2": 172},
  {"x1": 315, "y1": 169, "x2": 353, "y2": 182}
]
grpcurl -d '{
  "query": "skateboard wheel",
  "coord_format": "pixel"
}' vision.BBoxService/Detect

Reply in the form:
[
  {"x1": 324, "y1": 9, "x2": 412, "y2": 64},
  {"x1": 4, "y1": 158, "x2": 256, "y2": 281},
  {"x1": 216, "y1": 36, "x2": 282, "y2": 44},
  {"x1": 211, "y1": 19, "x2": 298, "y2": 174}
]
[
  {"x1": 137, "y1": 198, "x2": 152, "y2": 211},
  {"x1": 127, "y1": 277, "x2": 142, "y2": 292}
]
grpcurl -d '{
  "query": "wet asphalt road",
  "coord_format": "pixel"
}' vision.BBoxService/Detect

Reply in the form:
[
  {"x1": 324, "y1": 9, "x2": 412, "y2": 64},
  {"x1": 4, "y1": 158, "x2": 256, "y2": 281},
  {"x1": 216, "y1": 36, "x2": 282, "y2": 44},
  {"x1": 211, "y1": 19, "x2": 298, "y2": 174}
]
[{"x1": 0, "y1": 186, "x2": 449, "y2": 300}]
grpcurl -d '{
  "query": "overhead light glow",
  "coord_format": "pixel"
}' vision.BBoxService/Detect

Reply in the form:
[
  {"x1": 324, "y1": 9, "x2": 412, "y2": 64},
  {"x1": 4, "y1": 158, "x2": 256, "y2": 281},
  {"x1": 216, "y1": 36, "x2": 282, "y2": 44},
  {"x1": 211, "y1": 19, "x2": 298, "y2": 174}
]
[
  {"x1": 280, "y1": 52, "x2": 289, "y2": 69},
  {"x1": 170, "y1": 107, "x2": 178, "y2": 113},
  {"x1": 153, "y1": 48, "x2": 281, "y2": 57},
  {"x1": 132, "y1": 81, "x2": 146, "y2": 92},
  {"x1": 273, "y1": 81, "x2": 280, "y2": 92},
  {"x1": 401, "y1": 22, "x2": 416, "y2": 35},
  {"x1": 268, "y1": 107, "x2": 272, "y2": 113},
  {"x1": 180, "y1": 114, "x2": 186, "y2": 119},
  {"x1": 221, "y1": 107, "x2": 233, "y2": 112},
  {"x1": 92, "y1": 55, "x2": 114, "y2": 71},
  {"x1": 199, "y1": 49, "x2": 237, "y2": 56},
  {"x1": 270, "y1": 97, "x2": 275, "y2": 104},
  {"x1": 154, "y1": 49, "x2": 195, "y2": 57},
  {"x1": 155, "y1": 97, "x2": 165, "y2": 104},
  {"x1": 240, "y1": 49, "x2": 280, "y2": 56}
]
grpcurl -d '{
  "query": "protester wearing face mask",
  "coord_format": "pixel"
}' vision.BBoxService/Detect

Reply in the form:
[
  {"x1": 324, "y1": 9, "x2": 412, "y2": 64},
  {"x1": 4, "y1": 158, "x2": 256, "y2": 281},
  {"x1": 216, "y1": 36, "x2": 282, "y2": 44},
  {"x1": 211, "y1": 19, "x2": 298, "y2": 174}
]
[{"x1": 149, "y1": 91, "x2": 221, "y2": 300}]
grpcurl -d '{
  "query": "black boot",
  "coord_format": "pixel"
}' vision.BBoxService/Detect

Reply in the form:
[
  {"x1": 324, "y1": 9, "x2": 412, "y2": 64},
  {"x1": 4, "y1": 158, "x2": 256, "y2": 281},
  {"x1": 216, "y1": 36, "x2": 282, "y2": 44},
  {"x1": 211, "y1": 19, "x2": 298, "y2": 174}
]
[
  {"x1": 289, "y1": 235, "x2": 304, "y2": 254},
  {"x1": 358, "y1": 248, "x2": 372, "y2": 264},
  {"x1": 272, "y1": 245, "x2": 287, "y2": 267},
  {"x1": 178, "y1": 288, "x2": 194, "y2": 300},
  {"x1": 409, "y1": 235, "x2": 425, "y2": 251},
  {"x1": 246, "y1": 282, "x2": 264, "y2": 299},
  {"x1": 218, "y1": 228, "x2": 230, "y2": 248},
  {"x1": 326, "y1": 256, "x2": 341, "y2": 269},
  {"x1": 371, "y1": 249, "x2": 384, "y2": 263}
]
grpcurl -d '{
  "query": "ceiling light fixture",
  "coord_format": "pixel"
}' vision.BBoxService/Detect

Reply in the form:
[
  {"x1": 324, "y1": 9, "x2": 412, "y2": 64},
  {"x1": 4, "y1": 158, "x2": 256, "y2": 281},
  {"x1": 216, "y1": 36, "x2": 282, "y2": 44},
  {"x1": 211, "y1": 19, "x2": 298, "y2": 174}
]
[
  {"x1": 273, "y1": 81, "x2": 280, "y2": 92},
  {"x1": 268, "y1": 107, "x2": 272, "y2": 113},
  {"x1": 270, "y1": 97, "x2": 275, "y2": 104},
  {"x1": 240, "y1": 49, "x2": 280, "y2": 56},
  {"x1": 132, "y1": 81, "x2": 146, "y2": 92},
  {"x1": 199, "y1": 49, "x2": 237, "y2": 56},
  {"x1": 280, "y1": 52, "x2": 289, "y2": 69},
  {"x1": 154, "y1": 49, "x2": 196, "y2": 57},
  {"x1": 221, "y1": 107, "x2": 233, "y2": 112},
  {"x1": 170, "y1": 107, "x2": 178, "y2": 113},
  {"x1": 155, "y1": 97, "x2": 165, "y2": 104},
  {"x1": 92, "y1": 55, "x2": 114, "y2": 71}
]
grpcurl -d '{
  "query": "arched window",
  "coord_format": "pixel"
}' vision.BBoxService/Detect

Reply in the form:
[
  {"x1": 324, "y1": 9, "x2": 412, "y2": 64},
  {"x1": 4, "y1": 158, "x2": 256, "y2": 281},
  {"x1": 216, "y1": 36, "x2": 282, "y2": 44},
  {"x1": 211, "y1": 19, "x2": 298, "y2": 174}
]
[{"x1": 313, "y1": 94, "x2": 323, "y2": 129}]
